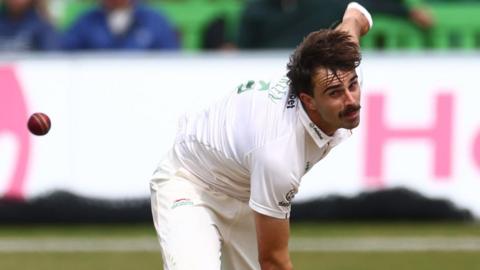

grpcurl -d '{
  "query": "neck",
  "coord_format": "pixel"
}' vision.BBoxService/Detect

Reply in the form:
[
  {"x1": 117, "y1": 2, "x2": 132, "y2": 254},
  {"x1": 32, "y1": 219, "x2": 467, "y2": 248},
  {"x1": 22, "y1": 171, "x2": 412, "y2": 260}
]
[
  {"x1": 302, "y1": 103, "x2": 337, "y2": 136},
  {"x1": 7, "y1": 8, "x2": 29, "y2": 19}
]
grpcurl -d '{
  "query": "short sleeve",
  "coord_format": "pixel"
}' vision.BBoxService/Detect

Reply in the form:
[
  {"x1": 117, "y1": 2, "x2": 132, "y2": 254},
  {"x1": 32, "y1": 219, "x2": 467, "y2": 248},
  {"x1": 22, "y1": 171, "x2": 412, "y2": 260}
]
[{"x1": 246, "y1": 141, "x2": 300, "y2": 219}]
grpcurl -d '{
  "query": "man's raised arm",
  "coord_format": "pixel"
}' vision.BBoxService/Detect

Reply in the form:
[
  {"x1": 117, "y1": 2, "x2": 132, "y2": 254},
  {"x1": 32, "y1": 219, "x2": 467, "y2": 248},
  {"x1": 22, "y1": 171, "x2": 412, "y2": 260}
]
[{"x1": 336, "y1": 2, "x2": 374, "y2": 43}]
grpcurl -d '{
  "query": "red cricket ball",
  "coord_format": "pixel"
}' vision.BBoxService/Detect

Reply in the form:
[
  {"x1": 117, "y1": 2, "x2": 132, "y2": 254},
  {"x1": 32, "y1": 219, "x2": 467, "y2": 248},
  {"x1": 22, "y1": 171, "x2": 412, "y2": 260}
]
[{"x1": 27, "y1": 112, "x2": 51, "y2": 136}]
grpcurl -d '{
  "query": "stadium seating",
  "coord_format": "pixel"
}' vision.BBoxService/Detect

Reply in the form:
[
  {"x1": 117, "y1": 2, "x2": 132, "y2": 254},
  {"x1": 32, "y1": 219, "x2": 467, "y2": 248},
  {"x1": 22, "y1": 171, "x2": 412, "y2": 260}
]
[
  {"x1": 360, "y1": 16, "x2": 425, "y2": 50},
  {"x1": 362, "y1": 2, "x2": 480, "y2": 50},
  {"x1": 428, "y1": 3, "x2": 480, "y2": 49},
  {"x1": 57, "y1": 0, "x2": 243, "y2": 51},
  {"x1": 152, "y1": 0, "x2": 243, "y2": 50},
  {"x1": 56, "y1": 0, "x2": 480, "y2": 51}
]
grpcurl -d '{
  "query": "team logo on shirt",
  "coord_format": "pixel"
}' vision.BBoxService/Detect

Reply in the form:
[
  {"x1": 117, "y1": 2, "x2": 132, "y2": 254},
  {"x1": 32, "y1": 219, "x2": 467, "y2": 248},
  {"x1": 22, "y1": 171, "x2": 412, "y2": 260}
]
[
  {"x1": 237, "y1": 80, "x2": 270, "y2": 94},
  {"x1": 278, "y1": 188, "x2": 297, "y2": 207},
  {"x1": 237, "y1": 80, "x2": 255, "y2": 94},
  {"x1": 236, "y1": 78, "x2": 290, "y2": 105},
  {"x1": 268, "y1": 77, "x2": 289, "y2": 103}
]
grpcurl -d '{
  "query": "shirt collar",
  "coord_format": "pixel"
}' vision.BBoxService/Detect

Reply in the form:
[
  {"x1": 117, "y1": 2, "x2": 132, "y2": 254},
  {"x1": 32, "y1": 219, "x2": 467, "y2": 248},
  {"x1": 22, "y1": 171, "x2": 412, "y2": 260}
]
[{"x1": 298, "y1": 103, "x2": 352, "y2": 148}]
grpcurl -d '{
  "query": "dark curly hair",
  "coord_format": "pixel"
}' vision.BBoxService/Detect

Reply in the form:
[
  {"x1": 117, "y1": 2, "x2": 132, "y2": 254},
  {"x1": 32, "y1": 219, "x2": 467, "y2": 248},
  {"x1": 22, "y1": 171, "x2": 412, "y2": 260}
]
[{"x1": 286, "y1": 29, "x2": 361, "y2": 97}]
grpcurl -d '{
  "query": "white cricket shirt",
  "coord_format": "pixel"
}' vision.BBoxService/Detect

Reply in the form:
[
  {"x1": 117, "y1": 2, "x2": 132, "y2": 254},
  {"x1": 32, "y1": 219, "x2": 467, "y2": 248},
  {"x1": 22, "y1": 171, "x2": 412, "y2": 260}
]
[{"x1": 165, "y1": 76, "x2": 351, "y2": 219}]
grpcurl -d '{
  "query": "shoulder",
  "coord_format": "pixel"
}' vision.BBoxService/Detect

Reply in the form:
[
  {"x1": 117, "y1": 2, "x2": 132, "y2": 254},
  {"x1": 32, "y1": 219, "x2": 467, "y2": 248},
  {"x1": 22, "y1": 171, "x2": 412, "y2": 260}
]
[
  {"x1": 238, "y1": 76, "x2": 298, "y2": 133},
  {"x1": 247, "y1": 131, "x2": 301, "y2": 172},
  {"x1": 82, "y1": 7, "x2": 103, "y2": 18},
  {"x1": 134, "y1": 5, "x2": 169, "y2": 22},
  {"x1": 29, "y1": 10, "x2": 55, "y2": 29},
  {"x1": 75, "y1": 8, "x2": 104, "y2": 24},
  {"x1": 247, "y1": 134, "x2": 302, "y2": 211}
]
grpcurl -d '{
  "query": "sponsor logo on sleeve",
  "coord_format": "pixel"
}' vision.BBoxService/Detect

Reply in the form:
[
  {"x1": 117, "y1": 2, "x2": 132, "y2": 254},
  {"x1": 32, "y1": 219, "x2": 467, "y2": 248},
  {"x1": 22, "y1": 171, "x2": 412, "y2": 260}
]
[
  {"x1": 171, "y1": 198, "x2": 194, "y2": 209},
  {"x1": 278, "y1": 188, "x2": 297, "y2": 207}
]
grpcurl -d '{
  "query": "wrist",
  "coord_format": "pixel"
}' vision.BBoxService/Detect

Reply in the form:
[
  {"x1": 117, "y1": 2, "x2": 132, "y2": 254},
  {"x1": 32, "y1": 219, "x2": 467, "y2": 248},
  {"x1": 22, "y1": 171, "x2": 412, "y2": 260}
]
[
  {"x1": 336, "y1": 18, "x2": 361, "y2": 44},
  {"x1": 347, "y1": 2, "x2": 373, "y2": 30},
  {"x1": 341, "y1": 2, "x2": 373, "y2": 38}
]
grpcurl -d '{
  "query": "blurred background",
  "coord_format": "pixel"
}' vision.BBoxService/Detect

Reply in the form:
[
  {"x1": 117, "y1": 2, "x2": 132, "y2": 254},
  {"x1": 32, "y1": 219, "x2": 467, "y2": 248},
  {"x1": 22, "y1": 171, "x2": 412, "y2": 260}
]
[{"x1": 0, "y1": 0, "x2": 480, "y2": 269}]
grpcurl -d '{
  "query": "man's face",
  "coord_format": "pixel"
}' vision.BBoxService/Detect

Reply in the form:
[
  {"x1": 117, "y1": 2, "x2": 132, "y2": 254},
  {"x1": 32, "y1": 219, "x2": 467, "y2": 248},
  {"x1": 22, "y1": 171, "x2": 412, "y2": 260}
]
[
  {"x1": 5, "y1": 0, "x2": 31, "y2": 14},
  {"x1": 102, "y1": 0, "x2": 131, "y2": 11},
  {"x1": 300, "y1": 68, "x2": 361, "y2": 135}
]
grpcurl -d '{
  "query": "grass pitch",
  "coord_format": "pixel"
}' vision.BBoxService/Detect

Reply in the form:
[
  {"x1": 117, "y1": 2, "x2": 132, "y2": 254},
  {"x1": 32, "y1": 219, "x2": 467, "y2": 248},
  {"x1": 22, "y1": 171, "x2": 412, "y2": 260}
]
[{"x1": 0, "y1": 222, "x2": 478, "y2": 270}]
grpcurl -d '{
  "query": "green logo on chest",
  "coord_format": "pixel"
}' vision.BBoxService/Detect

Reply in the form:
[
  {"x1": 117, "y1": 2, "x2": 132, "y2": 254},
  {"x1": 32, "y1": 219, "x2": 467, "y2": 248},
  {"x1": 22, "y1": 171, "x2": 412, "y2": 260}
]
[
  {"x1": 236, "y1": 77, "x2": 290, "y2": 104},
  {"x1": 237, "y1": 80, "x2": 271, "y2": 94}
]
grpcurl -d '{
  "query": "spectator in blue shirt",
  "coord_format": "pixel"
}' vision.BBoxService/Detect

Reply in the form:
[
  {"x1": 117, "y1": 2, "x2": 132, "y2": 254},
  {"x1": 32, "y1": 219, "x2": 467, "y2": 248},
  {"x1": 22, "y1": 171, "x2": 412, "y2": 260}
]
[
  {"x1": 0, "y1": 0, "x2": 59, "y2": 51},
  {"x1": 62, "y1": 0, "x2": 180, "y2": 51}
]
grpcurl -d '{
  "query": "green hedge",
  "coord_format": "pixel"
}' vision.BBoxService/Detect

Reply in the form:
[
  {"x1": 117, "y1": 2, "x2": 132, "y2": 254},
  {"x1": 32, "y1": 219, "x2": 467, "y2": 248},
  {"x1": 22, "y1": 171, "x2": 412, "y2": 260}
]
[
  {"x1": 363, "y1": 3, "x2": 480, "y2": 50},
  {"x1": 56, "y1": 1, "x2": 480, "y2": 50}
]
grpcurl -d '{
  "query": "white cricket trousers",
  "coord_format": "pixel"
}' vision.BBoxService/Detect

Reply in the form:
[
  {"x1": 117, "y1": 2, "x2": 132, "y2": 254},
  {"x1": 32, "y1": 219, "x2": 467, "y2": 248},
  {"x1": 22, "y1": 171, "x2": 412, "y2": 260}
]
[{"x1": 150, "y1": 151, "x2": 259, "y2": 270}]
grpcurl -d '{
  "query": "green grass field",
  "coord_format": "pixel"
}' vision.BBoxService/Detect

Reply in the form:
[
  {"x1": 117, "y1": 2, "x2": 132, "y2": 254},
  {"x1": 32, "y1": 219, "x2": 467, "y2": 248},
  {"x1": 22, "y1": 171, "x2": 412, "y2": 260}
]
[{"x1": 0, "y1": 222, "x2": 479, "y2": 270}]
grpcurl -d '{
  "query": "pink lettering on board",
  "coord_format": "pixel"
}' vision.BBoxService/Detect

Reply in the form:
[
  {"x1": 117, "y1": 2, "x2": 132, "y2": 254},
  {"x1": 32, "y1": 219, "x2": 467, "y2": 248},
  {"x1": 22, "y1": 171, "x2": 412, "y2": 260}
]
[
  {"x1": 473, "y1": 132, "x2": 480, "y2": 171},
  {"x1": 0, "y1": 66, "x2": 30, "y2": 200},
  {"x1": 365, "y1": 93, "x2": 454, "y2": 187}
]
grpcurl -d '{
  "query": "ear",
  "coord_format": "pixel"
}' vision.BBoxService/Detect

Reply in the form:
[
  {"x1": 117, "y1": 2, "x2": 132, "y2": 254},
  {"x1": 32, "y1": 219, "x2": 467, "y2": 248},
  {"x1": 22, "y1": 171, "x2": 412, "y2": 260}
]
[{"x1": 299, "y1": 92, "x2": 317, "y2": 111}]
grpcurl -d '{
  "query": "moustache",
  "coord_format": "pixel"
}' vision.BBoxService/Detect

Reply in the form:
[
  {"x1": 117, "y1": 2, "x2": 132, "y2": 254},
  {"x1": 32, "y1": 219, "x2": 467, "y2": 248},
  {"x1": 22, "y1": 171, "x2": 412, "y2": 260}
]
[{"x1": 339, "y1": 104, "x2": 361, "y2": 118}]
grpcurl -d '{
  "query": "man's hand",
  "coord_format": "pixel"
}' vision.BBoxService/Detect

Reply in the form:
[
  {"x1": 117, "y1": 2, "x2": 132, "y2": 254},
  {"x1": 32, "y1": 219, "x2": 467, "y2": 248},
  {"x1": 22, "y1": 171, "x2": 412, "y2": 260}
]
[{"x1": 336, "y1": 2, "x2": 373, "y2": 44}]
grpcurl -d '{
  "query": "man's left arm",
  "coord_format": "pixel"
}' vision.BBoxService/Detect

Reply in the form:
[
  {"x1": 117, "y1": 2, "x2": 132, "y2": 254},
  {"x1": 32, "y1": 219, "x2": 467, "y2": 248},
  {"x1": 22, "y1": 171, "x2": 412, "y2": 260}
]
[{"x1": 255, "y1": 212, "x2": 293, "y2": 270}]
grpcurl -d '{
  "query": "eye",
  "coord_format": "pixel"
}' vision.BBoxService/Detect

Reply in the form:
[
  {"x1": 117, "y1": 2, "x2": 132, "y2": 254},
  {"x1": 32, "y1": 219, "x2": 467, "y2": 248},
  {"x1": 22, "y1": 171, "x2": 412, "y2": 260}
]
[
  {"x1": 328, "y1": 90, "x2": 341, "y2": 97},
  {"x1": 349, "y1": 80, "x2": 359, "y2": 91}
]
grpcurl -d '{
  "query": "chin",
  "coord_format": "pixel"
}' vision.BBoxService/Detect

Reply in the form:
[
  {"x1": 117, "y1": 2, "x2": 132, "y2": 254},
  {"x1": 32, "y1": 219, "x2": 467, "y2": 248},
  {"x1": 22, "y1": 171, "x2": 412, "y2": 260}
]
[{"x1": 343, "y1": 119, "x2": 360, "y2": 130}]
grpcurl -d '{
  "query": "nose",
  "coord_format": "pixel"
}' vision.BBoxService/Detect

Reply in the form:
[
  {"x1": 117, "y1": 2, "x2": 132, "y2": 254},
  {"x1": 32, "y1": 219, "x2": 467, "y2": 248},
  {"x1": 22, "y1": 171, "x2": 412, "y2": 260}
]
[{"x1": 344, "y1": 89, "x2": 356, "y2": 105}]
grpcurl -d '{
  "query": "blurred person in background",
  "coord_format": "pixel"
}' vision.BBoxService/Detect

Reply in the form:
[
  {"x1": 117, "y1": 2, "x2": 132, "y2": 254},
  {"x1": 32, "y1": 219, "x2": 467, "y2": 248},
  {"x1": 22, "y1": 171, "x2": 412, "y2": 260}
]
[
  {"x1": 237, "y1": 0, "x2": 433, "y2": 49},
  {"x1": 203, "y1": 16, "x2": 237, "y2": 51},
  {"x1": 372, "y1": 0, "x2": 434, "y2": 29},
  {"x1": 62, "y1": 0, "x2": 179, "y2": 51},
  {"x1": 151, "y1": 3, "x2": 372, "y2": 270},
  {"x1": 0, "y1": 0, "x2": 59, "y2": 51}
]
